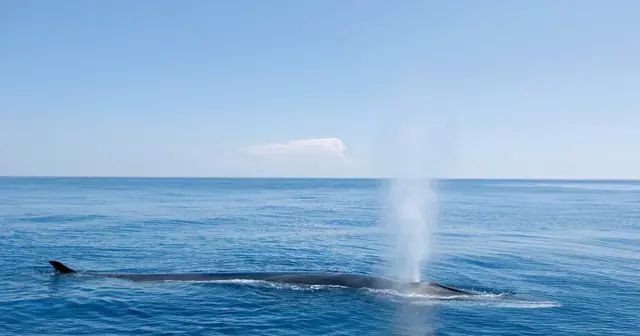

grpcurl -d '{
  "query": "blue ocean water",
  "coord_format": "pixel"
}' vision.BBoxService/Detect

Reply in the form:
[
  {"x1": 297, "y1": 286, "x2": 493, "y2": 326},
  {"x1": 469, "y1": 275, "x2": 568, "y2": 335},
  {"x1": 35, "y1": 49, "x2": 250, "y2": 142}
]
[{"x1": 1, "y1": 177, "x2": 638, "y2": 335}]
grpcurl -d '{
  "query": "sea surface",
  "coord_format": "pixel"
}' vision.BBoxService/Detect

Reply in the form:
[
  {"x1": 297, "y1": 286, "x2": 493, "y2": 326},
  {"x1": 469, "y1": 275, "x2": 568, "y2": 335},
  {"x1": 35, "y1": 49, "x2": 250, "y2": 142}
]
[{"x1": 1, "y1": 177, "x2": 638, "y2": 335}]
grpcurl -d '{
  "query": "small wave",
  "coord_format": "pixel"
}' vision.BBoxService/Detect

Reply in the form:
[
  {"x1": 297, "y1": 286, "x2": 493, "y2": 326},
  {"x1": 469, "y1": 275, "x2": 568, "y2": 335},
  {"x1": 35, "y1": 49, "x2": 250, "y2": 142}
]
[
  {"x1": 363, "y1": 288, "x2": 559, "y2": 308},
  {"x1": 18, "y1": 214, "x2": 109, "y2": 223},
  {"x1": 488, "y1": 301, "x2": 560, "y2": 309},
  {"x1": 364, "y1": 287, "x2": 505, "y2": 299}
]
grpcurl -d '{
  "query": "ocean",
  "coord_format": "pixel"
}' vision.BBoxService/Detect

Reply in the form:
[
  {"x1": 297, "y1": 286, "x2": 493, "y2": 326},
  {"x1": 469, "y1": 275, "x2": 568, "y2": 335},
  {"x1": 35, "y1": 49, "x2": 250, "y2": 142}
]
[{"x1": 1, "y1": 177, "x2": 638, "y2": 335}]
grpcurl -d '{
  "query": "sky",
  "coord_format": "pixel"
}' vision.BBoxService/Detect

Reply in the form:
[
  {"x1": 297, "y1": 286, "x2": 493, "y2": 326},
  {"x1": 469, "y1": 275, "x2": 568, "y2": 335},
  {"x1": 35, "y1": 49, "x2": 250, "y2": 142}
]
[{"x1": 1, "y1": 1, "x2": 639, "y2": 178}]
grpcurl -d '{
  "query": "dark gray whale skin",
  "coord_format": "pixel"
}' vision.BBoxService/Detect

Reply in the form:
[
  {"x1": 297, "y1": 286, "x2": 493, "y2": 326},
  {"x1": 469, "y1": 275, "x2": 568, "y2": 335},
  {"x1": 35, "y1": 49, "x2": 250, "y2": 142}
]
[{"x1": 49, "y1": 260, "x2": 471, "y2": 297}]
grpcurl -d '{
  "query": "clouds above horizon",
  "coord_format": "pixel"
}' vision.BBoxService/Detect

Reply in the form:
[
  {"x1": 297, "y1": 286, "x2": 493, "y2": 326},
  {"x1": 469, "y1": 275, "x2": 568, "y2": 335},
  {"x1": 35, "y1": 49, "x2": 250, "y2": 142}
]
[
  {"x1": 245, "y1": 138, "x2": 347, "y2": 158},
  {"x1": 242, "y1": 138, "x2": 359, "y2": 177}
]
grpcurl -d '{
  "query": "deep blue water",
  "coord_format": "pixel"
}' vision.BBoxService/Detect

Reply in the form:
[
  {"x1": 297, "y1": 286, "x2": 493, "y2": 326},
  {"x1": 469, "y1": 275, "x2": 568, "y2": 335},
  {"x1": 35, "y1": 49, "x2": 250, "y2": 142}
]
[{"x1": 1, "y1": 177, "x2": 638, "y2": 335}]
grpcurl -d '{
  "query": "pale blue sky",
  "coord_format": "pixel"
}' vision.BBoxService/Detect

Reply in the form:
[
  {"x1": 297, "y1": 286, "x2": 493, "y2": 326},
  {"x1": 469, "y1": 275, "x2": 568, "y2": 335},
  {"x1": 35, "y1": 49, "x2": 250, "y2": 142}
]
[{"x1": 2, "y1": 1, "x2": 639, "y2": 178}]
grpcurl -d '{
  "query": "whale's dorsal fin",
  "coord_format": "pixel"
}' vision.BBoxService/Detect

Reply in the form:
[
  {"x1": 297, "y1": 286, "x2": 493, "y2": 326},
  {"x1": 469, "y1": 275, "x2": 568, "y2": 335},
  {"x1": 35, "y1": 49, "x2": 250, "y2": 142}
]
[{"x1": 49, "y1": 260, "x2": 76, "y2": 274}]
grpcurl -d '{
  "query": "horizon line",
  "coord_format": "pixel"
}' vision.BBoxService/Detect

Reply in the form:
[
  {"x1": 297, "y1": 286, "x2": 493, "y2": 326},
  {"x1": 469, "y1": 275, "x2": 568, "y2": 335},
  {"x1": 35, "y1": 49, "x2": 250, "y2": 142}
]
[{"x1": 1, "y1": 175, "x2": 639, "y2": 181}]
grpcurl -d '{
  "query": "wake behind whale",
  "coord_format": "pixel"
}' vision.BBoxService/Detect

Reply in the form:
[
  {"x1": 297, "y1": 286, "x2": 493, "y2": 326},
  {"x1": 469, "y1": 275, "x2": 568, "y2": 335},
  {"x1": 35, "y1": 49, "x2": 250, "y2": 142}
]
[{"x1": 49, "y1": 260, "x2": 474, "y2": 298}]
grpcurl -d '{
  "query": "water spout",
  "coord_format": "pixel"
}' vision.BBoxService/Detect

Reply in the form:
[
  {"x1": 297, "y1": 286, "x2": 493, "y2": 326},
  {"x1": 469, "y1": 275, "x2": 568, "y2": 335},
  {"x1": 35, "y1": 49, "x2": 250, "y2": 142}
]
[{"x1": 384, "y1": 178, "x2": 437, "y2": 282}]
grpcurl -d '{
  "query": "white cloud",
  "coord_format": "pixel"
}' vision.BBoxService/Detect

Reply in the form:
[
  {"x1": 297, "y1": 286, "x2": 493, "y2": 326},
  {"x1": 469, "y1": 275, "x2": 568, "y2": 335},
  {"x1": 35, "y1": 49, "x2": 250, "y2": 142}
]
[
  {"x1": 245, "y1": 137, "x2": 346, "y2": 158},
  {"x1": 242, "y1": 137, "x2": 359, "y2": 177}
]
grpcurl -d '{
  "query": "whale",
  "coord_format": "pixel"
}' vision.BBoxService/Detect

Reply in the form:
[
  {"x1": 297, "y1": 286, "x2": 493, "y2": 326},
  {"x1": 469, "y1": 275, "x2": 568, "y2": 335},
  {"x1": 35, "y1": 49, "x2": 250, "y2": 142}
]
[{"x1": 49, "y1": 260, "x2": 473, "y2": 297}]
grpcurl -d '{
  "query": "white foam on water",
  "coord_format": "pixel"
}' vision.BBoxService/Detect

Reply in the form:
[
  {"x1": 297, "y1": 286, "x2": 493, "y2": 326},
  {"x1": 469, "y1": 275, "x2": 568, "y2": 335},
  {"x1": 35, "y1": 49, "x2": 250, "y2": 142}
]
[{"x1": 363, "y1": 287, "x2": 560, "y2": 309}]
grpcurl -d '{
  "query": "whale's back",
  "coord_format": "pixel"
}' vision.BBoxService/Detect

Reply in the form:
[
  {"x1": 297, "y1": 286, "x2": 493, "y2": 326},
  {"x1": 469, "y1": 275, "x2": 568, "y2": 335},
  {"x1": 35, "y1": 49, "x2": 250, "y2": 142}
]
[{"x1": 49, "y1": 260, "x2": 471, "y2": 296}]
